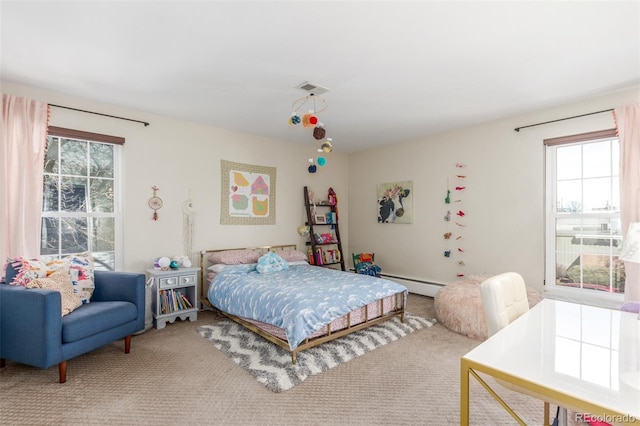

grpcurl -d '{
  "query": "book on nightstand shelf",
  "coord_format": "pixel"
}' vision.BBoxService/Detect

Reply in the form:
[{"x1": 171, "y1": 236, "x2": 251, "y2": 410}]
[{"x1": 159, "y1": 289, "x2": 193, "y2": 314}]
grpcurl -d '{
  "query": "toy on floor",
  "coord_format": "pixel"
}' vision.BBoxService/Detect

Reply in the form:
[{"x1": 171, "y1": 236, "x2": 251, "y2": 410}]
[{"x1": 353, "y1": 252, "x2": 381, "y2": 277}]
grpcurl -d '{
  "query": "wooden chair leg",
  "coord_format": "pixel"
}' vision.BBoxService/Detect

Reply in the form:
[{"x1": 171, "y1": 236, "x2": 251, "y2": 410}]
[
  {"x1": 58, "y1": 361, "x2": 67, "y2": 383},
  {"x1": 55, "y1": 335, "x2": 131, "y2": 384}
]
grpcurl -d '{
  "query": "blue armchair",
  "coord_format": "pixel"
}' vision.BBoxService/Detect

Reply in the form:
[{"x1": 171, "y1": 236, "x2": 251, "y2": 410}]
[{"x1": 0, "y1": 266, "x2": 145, "y2": 383}]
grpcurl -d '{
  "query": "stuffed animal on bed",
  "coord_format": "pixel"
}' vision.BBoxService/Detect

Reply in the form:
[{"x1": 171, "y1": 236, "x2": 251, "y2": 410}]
[{"x1": 256, "y1": 251, "x2": 289, "y2": 274}]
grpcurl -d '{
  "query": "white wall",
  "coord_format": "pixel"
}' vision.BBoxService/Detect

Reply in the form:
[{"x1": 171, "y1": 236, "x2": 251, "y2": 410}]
[
  {"x1": 5, "y1": 81, "x2": 637, "y2": 298},
  {"x1": 2, "y1": 82, "x2": 348, "y2": 273},
  {"x1": 347, "y1": 87, "x2": 640, "y2": 296}
]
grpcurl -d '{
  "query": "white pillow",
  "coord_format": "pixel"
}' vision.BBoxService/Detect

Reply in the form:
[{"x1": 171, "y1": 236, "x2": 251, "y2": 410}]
[
  {"x1": 287, "y1": 261, "x2": 309, "y2": 266},
  {"x1": 207, "y1": 264, "x2": 230, "y2": 273}
]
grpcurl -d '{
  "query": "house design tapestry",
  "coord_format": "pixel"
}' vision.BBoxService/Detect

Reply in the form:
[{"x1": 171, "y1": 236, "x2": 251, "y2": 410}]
[
  {"x1": 220, "y1": 160, "x2": 276, "y2": 225},
  {"x1": 377, "y1": 181, "x2": 413, "y2": 224}
]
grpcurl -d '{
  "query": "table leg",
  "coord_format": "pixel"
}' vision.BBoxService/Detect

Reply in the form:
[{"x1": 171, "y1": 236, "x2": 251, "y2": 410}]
[
  {"x1": 460, "y1": 358, "x2": 470, "y2": 425},
  {"x1": 544, "y1": 402, "x2": 550, "y2": 426}
]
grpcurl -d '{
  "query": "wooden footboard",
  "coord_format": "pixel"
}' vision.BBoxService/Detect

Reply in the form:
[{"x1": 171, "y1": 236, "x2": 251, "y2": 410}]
[{"x1": 216, "y1": 291, "x2": 406, "y2": 364}]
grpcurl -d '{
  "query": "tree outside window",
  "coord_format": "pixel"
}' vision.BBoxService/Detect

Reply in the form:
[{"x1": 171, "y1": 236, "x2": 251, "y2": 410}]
[{"x1": 41, "y1": 129, "x2": 122, "y2": 271}]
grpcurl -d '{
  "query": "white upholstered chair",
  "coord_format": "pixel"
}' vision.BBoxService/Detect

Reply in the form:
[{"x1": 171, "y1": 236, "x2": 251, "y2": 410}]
[
  {"x1": 480, "y1": 272, "x2": 530, "y2": 338},
  {"x1": 480, "y1": 272, "x2": 567, "y2": 426}
]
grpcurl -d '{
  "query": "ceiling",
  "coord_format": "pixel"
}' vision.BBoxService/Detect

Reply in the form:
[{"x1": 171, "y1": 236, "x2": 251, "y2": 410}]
[{"x1": 2, "y1": 1, "x2": 639, "y2": 152}]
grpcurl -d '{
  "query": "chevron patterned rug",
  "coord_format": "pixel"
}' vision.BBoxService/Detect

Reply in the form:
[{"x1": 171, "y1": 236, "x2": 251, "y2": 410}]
[{"x1": 197, "y1": 314, "x2": 436, "y2": 392}]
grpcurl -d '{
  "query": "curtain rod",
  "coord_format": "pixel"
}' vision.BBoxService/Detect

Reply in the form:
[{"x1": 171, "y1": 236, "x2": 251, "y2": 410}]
[
  {"x1": 50, "y1": 104, "x2": 149, "y2": 127},
  {"x1": 514, "y1": 108, "x2": 613, "y2": 132}
]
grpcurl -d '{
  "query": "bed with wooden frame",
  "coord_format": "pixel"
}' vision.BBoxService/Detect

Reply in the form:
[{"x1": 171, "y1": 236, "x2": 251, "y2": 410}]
[{"x1": 199, "y1": 244, "x2": 406, "y2": 364}]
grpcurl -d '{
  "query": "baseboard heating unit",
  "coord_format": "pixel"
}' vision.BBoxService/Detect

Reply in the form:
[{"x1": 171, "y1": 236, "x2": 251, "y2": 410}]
[{"x1": 379, "y1": 273, "x2": 445, "y2": 298}]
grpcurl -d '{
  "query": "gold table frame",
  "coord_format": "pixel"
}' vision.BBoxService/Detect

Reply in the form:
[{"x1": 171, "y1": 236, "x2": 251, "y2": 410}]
[{"x1": 460, "y1": 299, "x2": 640, "y2": 425}]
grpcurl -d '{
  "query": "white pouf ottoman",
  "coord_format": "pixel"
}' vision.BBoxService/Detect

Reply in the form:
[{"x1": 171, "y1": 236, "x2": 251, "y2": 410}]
[{"x1": 434, "y1": 275, "x2": 542, "y2": 340}]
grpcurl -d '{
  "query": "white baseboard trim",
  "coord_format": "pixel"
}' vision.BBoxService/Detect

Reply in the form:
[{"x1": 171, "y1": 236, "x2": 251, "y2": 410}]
[{"x1": 379, "y1": 273, "x2": 445, "y2": 298}]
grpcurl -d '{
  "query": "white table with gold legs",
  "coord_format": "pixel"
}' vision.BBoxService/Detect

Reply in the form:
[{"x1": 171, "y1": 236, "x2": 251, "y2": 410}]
[{"x1": 460, "y1": 299, "x2": 640, "y2": 425}]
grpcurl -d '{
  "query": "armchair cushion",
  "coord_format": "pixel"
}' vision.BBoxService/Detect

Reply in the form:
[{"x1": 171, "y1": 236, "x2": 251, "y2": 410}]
[
  {"x1": 7, "y1": 258, "x2": 49, "y2": 286},
  {"x1": 62, "y1": 301, "x2": 137, "y2": 343},
  {"x1": 47, "y1": 252, "x2": 95, "y2": 303},
  {"x1": 6, "y1": 253, "x2": 95, "y2": 303},
  {"x1": 26, "y1": 270, "x2": 82, "y2": 316}
]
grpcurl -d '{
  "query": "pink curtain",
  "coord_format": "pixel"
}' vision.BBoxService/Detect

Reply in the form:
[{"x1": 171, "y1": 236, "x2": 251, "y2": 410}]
[
  {"x1": 614, "y1": 103, "x2": 640, "y2": 303},
  {"x1": 0, "y1": 94, "x2": 50, "y2": 264}
]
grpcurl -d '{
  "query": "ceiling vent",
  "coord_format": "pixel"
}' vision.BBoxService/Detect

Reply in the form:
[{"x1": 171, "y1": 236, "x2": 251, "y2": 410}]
[{"x1": 296, "y1": 81, "x2": 330, "y2": 96}]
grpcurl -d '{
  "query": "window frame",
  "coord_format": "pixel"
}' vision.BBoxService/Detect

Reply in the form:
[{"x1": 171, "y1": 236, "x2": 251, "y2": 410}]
[
  {"x1": 41, "y1": 126, "x2": 124, "y2": 271},
  {"x1": 544, "y1": 128, "x2": 624, "y2": 308}
]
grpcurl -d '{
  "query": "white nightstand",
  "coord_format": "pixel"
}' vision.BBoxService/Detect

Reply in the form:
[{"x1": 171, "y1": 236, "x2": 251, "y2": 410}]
[{"x1": 146, "y1": 267, "x2": 199, "y2": 329}]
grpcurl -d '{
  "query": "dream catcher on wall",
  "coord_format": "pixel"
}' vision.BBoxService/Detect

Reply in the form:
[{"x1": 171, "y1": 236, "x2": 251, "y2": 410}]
[
  {"x1": 182, "y1": 191, "x2": 196, "y2": 266},
  {"x1": 148, "y1": 186, "x2": 163, "y2": 221}
]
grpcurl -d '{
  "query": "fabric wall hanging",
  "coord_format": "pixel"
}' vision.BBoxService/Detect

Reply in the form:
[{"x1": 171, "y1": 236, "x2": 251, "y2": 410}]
[{"x1": 220, "y1": 160, "x2": 277, "y2": 225}]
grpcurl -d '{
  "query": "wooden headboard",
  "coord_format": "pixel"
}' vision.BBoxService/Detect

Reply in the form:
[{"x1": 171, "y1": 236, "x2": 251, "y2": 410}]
[{"x1": 199, "y1": 244, "x2": 298, "y2": 309}]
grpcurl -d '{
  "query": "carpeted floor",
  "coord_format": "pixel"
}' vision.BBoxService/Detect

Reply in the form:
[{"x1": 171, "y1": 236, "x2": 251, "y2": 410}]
[{"x1": 0, "y1": 294, "x2": 585, "y2": 425}]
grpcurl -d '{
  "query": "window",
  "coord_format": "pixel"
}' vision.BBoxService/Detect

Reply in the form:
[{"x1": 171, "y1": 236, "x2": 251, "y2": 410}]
[
  {"x1": 41, "y1": 127, "x2": 123, "y2": 271},
  {"x1": 545, "y1": 129, "x2": 624, "y2": 300}
]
